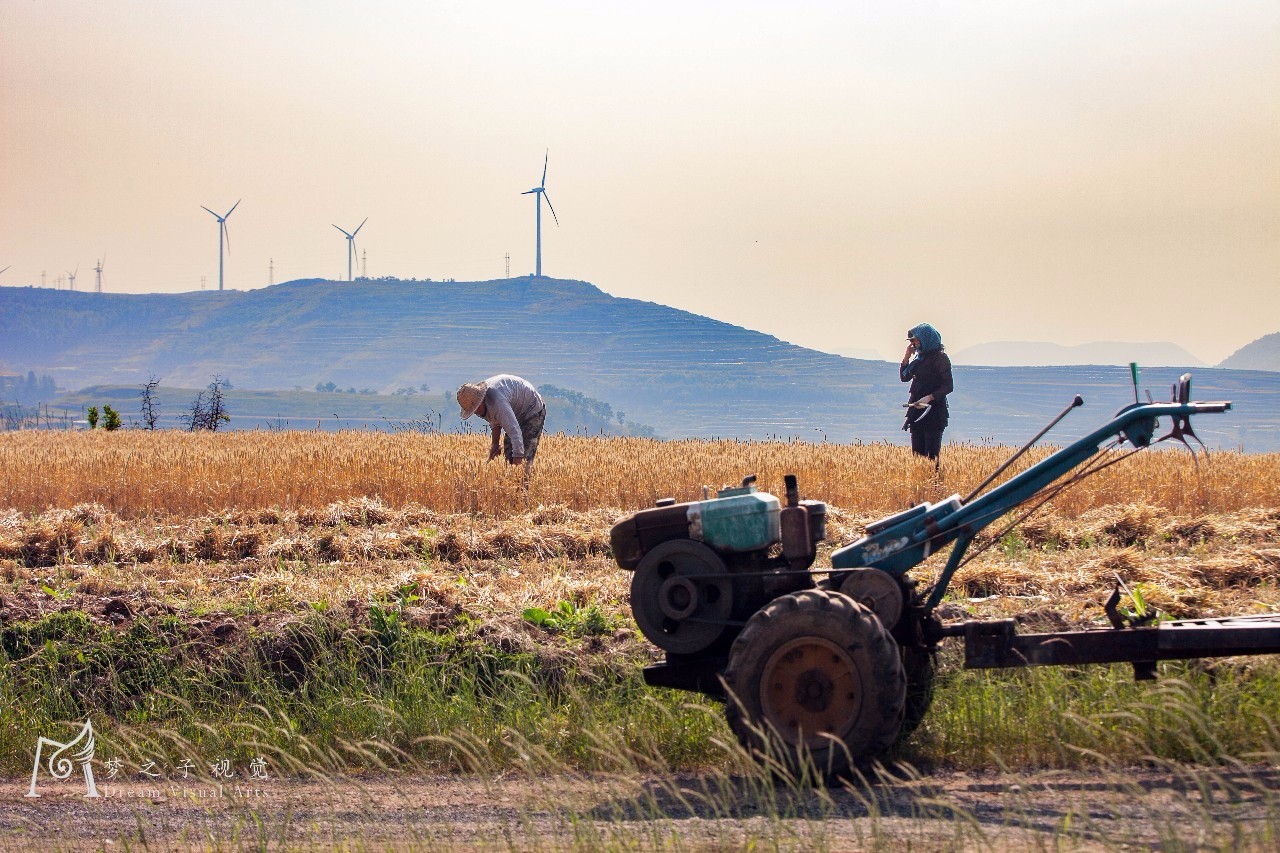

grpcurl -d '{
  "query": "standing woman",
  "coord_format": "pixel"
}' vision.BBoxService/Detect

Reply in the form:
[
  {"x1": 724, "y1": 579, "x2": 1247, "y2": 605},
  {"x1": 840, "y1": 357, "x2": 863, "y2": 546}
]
[{"x1": 900, "y1": 322, "x2": 953, "y2": 464}]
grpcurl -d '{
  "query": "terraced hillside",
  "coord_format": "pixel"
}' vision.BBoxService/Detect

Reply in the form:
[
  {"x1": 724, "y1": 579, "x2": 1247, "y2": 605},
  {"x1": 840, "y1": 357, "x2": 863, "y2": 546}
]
[{"x1": 3, "y1": 277, "x2": 1279, "y2": 448}]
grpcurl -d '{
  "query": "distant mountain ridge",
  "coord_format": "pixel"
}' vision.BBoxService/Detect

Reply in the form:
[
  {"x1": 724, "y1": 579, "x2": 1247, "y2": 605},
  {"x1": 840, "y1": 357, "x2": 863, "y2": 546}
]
[
  {"x1": 953, "y1": 341, "x2": 1205, "y2": 367},
  {"x1": 1218, "y1": 333, "x2": 1280, "y2": 372},
  {"x1": 2, "y1": 277, "x2": 1279, "y2": 450}
]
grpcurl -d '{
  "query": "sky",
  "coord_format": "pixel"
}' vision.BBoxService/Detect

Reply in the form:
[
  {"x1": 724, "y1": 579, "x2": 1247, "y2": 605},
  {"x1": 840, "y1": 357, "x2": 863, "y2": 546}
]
[{"x1": 2, "y1": 1, "x2": 1277, "y2": 364}]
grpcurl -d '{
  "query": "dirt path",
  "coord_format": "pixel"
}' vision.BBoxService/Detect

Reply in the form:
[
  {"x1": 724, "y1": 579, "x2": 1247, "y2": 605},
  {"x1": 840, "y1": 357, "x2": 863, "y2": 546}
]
[{"x1": 4, "y1": 766, "x2": 1279, "y2": 850}]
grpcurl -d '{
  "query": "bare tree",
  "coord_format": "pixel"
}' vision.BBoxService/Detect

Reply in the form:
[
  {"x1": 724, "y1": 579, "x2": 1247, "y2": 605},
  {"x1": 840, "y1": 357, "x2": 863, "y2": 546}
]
[
  {"x1": 182, "y1": 376, "x2": 231, "y2": 431},
  {"x1": 206, "y1": 376, "x2": 230, "y2": 431},
  {"x1": 181, "y1": 391, "x2": 208, "y2": 431},
  {"x1": 140, "y1": 375, "x2": 161, "y2": 430}
]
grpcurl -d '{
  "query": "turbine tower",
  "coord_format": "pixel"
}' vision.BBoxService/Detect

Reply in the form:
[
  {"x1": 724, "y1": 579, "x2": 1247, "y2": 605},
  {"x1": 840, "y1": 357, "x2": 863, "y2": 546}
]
[
  {"x1": 332, "y1": 217, "x2": 367, "y2": 282},
  {"x1": 201, "y1": 199, "x2": 241, "y2": 291},
  {"x1": 521, "y1": 150, "x2": 558, "y2": 277},
  {"x1": 94, "y1": 256, "x2": 105, "y2": 293},
  {"x1": 67, "y1": 264, "x2": 79, "y2": 292}
]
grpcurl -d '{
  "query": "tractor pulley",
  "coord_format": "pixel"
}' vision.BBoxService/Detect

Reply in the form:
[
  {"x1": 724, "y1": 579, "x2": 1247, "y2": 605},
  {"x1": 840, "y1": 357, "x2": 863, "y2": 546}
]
[{"x1": 630, "y1": 539, "x2": 735, "y2": 655}]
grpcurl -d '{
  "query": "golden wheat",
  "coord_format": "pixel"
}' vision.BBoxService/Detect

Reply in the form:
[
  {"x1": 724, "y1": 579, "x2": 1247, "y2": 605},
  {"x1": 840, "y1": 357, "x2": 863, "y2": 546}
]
[{"x1": 1, "y1": 430, "x2": 1277, "y2": 518}]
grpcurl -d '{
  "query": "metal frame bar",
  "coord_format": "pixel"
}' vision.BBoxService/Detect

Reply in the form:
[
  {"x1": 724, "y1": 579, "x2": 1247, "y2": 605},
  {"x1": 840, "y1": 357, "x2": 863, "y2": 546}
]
[{"x1": 956, "y1": 615, "x2": 1280, "y2": 671}]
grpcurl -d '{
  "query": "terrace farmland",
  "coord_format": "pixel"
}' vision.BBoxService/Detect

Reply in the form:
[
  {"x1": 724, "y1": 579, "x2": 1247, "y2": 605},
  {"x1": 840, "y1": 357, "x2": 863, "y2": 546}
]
[{"x1": 2, "y1": 430, "x2": 1280, "y2": 848}]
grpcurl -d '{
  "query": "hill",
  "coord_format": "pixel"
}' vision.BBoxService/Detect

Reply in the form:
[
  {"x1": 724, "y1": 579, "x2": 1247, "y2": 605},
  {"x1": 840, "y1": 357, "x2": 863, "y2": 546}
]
[
  {"x1": 953, "y1": 341, "x2": 1206, "y2": 367},
  {"x1": 47, "y1": 383, "x2": 655, "y2": 437},
  {"x1": 1218, "y1": 333, "x2": 1280, "y2": 372},
  {"x1": 3, "y1": 277, "x2": 1280, "y2": 450}
]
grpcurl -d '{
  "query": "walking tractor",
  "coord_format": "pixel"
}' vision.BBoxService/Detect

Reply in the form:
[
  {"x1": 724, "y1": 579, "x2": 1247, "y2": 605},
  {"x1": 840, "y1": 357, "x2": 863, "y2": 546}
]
[{"x1": 611, "y1": 373, "x2": 1277, "y2": 776}]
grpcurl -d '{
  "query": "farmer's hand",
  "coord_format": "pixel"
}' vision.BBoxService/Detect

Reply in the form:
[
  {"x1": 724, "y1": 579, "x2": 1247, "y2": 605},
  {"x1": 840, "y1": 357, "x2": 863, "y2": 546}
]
[
  {"x1": 488, "y1": 445, "x2": 501, "y2": 461},
  {"x1": 509, "y1": 455, "x2": 524, "y2": 466},
  {"x1": 902, "y1": 343, "x2": 916, "y2": 362}
]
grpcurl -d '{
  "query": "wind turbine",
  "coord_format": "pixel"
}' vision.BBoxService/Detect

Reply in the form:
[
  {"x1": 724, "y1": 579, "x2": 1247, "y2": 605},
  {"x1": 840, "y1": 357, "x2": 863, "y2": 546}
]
[
  {"x1": 94, "y1": 255, "x2": 105, "y2": 293},
  {"x1": 201, "y1": 199, "x2": 241, "y2": 291},
  {"x1": 332, "y1": 217, "x2": 367, "y2": 282},
  {"x1": 67, "y1": 264, "x2": 79, "y2": 292},
  {"x1": 521, "y1": 150, "x2": 558, "y2": 277}
]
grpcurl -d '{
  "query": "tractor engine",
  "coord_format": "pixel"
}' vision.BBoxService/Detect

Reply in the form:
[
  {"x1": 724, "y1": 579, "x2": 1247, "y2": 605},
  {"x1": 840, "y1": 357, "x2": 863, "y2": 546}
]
[{"x1": 611, "y1": 475, "x2": 827, "y2": 658}]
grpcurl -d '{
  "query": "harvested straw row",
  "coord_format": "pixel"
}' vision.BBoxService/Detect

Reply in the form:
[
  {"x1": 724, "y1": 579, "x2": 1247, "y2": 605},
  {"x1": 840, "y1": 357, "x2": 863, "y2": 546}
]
[
  {"x1": 0, "y1": 499, "x2": 616, "y2": 569},
  {"x1": 2, "y1": 502, "x2": 1276, "y2": 629},
  {"x1": 2, "y1": 498, "x2": 1276, "y2": 576}
]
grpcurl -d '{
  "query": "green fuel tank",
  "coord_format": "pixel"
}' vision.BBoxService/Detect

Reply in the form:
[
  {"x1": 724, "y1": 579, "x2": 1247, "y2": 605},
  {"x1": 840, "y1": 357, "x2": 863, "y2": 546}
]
[{"x1": 690, "y1": 479, "x2": 781, "y2": 553}]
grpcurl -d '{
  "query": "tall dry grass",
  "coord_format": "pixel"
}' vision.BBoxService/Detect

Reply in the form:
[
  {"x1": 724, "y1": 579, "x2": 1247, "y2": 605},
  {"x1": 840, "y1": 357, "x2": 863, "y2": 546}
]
[{"x1": 2, "y1": 430, "x2": 1278, "y2": 518}]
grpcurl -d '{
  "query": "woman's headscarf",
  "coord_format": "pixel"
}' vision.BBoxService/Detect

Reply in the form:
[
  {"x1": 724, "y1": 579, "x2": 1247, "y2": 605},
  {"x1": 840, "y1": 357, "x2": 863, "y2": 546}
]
[{"x1": 907, "y1": 323, "x2": 943, "y2": 354}]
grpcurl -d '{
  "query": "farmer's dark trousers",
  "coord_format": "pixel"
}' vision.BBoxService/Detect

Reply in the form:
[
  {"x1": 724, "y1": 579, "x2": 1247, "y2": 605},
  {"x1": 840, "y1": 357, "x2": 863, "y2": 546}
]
[
  {"x1": 502, "y1": 404, "x2": 546, "y2": 464},
  {"x1": 910, "y1": 426, "x2": 943, "y2": 461}
]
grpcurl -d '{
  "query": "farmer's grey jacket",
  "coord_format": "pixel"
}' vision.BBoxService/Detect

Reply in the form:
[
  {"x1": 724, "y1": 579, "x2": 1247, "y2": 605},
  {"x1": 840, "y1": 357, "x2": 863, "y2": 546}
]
[{"x1": 480, "y1": 374, "x2": 544, "y2": 457}]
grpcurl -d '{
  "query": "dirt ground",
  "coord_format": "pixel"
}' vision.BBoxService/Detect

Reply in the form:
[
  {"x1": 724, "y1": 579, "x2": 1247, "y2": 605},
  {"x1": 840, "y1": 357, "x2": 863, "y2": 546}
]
[{"x1": 4, "y1": 765, "x2": 1280, "y2": 851}]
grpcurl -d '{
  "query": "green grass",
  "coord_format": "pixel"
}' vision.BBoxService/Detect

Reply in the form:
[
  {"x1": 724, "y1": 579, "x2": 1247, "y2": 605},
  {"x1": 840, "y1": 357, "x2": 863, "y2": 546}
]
[
  {"x1": 908, "y1": 654, "x2": 1280, "y2": 769},
  {"x1": 5, "y1": 606, "x2": 1280, "y2": 781},
  {"x1": 0, "y1": 606, "x2": 720, "y2": 779},
  {"x1": 7, "y1": 607, "x2": 1280, "y2": 849}
]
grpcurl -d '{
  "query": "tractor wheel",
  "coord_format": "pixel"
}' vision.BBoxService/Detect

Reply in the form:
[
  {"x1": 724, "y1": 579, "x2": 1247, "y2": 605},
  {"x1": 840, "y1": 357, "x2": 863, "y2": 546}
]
[
  {"x1": 898, "y1": 645, "x2": 937, "y2": 740},
  {"x1": 723, "y1": 589, "x2": 905, "y2": 779}
]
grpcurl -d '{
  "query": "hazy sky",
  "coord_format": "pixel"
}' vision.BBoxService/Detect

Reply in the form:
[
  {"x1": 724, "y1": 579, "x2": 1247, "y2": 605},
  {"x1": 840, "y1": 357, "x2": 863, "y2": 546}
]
[{"x1": 2, "y1": 1, "x2": 1276, "y2": 363}]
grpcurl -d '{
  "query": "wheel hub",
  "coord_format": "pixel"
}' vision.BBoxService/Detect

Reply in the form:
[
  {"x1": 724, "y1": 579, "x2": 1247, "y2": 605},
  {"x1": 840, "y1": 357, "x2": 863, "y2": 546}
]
[
  {"x1": 795, "y1": 668, "x2": 834, "y2": 712},
  {"x1": 761, "y1": 637, "x2": 861, "y2": 748}
]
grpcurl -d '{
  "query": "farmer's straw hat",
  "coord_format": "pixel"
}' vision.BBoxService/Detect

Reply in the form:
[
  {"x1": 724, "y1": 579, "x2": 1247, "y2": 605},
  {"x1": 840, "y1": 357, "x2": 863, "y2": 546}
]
[{"x1": 457, "y1": 382, "x2": 488, "y2": 418}]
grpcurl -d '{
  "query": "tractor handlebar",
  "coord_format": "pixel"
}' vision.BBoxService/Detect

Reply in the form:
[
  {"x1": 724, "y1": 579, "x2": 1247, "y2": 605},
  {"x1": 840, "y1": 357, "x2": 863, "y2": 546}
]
[{"x1": 830, "y1": 376, "x2": 1232, "y2": 612}]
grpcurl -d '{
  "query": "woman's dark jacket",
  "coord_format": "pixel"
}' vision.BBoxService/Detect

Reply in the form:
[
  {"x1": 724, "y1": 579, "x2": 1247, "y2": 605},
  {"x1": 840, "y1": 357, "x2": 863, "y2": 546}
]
[{"x1": 900, "y1": 350, "x2": 953, "y2": 431}]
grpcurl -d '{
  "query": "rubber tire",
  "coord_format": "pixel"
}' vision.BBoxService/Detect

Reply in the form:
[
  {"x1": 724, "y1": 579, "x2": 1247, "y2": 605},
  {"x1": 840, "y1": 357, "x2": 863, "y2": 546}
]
[
  {"x1": 723, "y1": 589, "x2": 906, "y2": 780},
  {"x1": 898, "y1": 645, "x2": 937, "y2": 741}
]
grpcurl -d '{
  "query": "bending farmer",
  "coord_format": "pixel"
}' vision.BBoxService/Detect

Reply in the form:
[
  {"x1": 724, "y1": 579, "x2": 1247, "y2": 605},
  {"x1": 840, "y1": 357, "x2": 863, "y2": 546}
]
[
  {"x1": 457, "y1": 374, "x2": 546, "y2": 474},
  {"x1": 900, "y1": 322, "x2": 953, "y2": 463}
]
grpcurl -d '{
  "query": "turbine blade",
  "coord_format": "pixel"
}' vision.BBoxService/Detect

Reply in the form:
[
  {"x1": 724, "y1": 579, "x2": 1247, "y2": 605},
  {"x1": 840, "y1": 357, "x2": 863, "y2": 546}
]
[
  {"x1": 353, "y1": 216, "x2": 368, "y2": 236},
  {"x1": 224, "y1": 198, "x2": 241, "y2": 218},
  {"x1": 333, "y1": 224, "x2": 353, "y2": 237},
  {"x1": 543, "y1": 193, "x2": 559, "y2": 225},
  {"x1": 201, "y1": 205, "x2": 218, "y2": 217},
  {"x1": 521, "y1": 189, "x2": 538, "y2": 195},
  {"x1": 223, "y1": 221, "x2": 231, "y2": 255},
  {"x1": 541, "y1": 149, "x2": 548, "y2": 186},
  {"x1": 0, "y1": 266, "x2": 10, "y2": 275}
]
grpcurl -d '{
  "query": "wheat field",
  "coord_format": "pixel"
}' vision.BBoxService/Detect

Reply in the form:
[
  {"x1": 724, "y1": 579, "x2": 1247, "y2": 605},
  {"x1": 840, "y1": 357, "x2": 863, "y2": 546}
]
[
  {"x1": 2, "y1": 429, "x2": 1277, "y2": 626},
  {"x1": 2, "y1": 428, "x2": 1280, "y2": 805},
  {"x1": 2, "y1": 430, "x2": 1277, "y2": 518}
]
